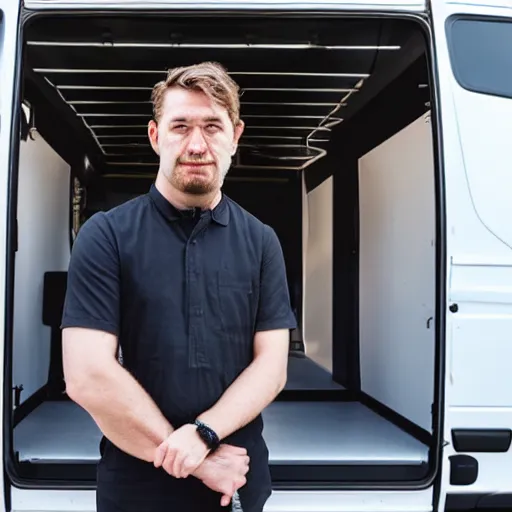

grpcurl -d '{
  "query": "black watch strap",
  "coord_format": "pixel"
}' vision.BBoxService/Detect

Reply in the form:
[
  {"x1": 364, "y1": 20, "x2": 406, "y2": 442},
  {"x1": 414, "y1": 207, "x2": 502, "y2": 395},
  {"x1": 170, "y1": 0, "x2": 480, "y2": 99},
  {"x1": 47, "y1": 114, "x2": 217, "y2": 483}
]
[{"x1": 193, "y1": 419, "x2": 220, "y2": 451}]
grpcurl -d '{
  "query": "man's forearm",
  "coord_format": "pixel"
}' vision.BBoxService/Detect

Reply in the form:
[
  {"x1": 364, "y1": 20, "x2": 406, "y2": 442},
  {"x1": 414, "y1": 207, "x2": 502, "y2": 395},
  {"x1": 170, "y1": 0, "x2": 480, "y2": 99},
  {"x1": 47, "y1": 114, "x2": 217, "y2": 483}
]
[
  {"x1": 62, "y1": 327, "x2": 243, "y2": 489},
  {"x1": 68, "y1": 361, "x2": 174, "y2": 463},
  {"x1": 68, "y1": 361, "x2": 235, "y2": 483},
  {"x1": 197, "y1": 349, "x2": 287, "y2": 440}
]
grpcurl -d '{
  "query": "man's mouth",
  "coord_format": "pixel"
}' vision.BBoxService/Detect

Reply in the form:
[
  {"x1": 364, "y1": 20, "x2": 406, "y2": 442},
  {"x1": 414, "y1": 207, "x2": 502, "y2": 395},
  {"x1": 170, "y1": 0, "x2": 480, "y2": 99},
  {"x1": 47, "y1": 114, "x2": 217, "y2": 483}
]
[{"x1": 179, "y1": 161, "x2": 214, "y2": 167}]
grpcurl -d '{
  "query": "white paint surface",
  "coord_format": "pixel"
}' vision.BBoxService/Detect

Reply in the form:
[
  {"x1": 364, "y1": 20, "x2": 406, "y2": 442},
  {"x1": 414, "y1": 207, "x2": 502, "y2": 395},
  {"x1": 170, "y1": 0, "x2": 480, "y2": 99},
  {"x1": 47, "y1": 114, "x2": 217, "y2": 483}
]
[
  {"x1": 23, "y1": 0, "x2": 426, "y2": 12},
  {"x1": 0, "y1": 1, "x2": 22, "y2": 509},
  {"x1": 429, "y1": 1, "x2": 512, "y2": 504},
  {"x1": 10, "y1": 487, "x2": 434, "y2": 512},
  {"x1": 358, "y1": 112, "x2": 436, "y2": 432},
  {"x1": 13, "y1": 132, "x2": 71, "y2": 402},
  {"x1": 303, "y1": 177, "x2": 333, "y2": 372}
]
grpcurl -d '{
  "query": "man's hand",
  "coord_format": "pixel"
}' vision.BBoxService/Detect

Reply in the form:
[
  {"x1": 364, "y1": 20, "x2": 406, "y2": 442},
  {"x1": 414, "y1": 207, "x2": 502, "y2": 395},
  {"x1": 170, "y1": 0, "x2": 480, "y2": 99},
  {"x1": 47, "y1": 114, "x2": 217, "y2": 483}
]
[
  {"x1": 194, "y1": 444, "x2": 250, "y2": 507},
  {"x1": 154, "y1": 423, "x2": 210, "y2": 478}
]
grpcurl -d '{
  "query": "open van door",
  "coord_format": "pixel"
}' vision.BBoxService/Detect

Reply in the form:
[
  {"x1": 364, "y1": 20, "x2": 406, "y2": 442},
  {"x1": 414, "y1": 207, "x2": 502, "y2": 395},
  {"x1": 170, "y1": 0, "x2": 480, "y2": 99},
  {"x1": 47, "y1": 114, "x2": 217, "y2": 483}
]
[
  {"x1": 431, "y1": 0, "x2": 512, "y2": 510},
  {"x1": 0, "y1": 0, "x2": 20, "y2": 509}
]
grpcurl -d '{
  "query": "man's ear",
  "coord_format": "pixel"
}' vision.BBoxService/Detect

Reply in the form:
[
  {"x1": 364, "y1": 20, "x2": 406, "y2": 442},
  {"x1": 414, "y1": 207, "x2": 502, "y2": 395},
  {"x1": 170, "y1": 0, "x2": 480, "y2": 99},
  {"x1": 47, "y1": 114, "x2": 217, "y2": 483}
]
[
  {"x1": 148, "y1": 120, "x2": 160, "y2": 155},
  {"x1": 231, "y1": 120, "x2": 245, "y2": 155}
]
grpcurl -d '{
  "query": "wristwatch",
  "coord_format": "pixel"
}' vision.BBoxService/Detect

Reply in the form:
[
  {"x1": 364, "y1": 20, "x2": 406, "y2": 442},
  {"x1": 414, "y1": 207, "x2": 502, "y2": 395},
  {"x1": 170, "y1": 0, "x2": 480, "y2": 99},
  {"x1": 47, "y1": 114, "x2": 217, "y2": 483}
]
[{"x1": 193, "y1": 419, "x2": 220, "y2": 451}]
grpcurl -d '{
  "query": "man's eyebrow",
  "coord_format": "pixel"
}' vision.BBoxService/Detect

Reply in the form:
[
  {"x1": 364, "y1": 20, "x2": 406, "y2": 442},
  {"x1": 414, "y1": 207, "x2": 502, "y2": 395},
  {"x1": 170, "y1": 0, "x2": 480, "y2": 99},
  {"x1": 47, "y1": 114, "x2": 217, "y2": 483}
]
[
  {"x1": 204, "y1": 116, "x2": 223, "y2": 123},
  {"x1": 168, "y1": 115, "x2": 224, "y2": 124}
]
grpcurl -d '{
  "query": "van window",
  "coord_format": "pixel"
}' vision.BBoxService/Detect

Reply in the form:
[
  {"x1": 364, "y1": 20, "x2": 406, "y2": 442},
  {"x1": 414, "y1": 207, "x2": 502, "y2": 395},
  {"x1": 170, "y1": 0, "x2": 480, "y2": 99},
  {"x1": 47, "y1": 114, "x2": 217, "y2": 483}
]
[{"x1": 446, "y1": 16, "x2": 512, "y2": 99}]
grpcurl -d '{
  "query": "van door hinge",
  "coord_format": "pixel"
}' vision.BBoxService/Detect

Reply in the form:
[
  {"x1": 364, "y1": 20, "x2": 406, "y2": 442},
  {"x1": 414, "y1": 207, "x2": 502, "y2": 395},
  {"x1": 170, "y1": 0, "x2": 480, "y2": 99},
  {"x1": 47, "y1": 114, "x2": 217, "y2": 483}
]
[{"x1": 13, "y1": 385, "x2": 23, "y2": 407}]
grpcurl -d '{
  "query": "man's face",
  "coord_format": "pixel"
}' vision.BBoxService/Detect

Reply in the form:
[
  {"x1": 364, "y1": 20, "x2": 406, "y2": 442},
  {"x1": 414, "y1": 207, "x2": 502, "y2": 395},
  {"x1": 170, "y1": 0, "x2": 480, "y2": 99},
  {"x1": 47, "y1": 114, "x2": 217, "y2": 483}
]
[{"x1": 148, "y1": 87, "x2": 244, "y2": 196}]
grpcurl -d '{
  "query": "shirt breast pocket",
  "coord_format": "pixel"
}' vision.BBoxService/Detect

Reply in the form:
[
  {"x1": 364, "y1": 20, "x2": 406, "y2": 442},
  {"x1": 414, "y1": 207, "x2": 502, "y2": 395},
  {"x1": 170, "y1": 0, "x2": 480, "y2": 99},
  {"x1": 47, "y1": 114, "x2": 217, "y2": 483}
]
[{"x1": 217, "y1": 269, "x2": 257, "y2": 340}]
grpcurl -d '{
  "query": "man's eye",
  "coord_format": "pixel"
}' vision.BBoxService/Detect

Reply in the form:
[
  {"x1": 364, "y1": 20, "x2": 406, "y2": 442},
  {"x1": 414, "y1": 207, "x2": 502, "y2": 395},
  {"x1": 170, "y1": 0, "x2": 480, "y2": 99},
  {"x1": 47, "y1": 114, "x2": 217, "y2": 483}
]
[
  {"x1": 206, "y1": 124, "x2": 221, "y2": 131},
  {"x1": 173, "y1": 125, "x2": 187, "y2": 131}
]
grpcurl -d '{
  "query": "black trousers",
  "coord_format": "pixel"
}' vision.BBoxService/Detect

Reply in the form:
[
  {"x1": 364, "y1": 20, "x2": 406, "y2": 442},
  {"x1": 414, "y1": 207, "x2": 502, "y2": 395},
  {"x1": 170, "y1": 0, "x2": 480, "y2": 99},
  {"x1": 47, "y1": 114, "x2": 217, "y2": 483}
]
[
  {"x1": 97, "y1": 485, "x2": 265, "y2": 512},
  {"x1": 96, "y1": 459, "x2": 267, "y2": 512},
  {"x1": 96, "y1": 481, "x2": 230, "y2": 512},
  {"x1": 96, "y1": 439, "x2": 269, "y2": 512}
]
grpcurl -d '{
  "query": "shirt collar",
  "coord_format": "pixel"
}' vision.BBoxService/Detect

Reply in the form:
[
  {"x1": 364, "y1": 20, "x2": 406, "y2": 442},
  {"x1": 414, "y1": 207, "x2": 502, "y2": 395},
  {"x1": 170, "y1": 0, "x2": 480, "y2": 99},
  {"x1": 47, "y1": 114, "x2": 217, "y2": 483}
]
[{"x1": 149, "y1": 183, "x2": 229, "y2": 226}]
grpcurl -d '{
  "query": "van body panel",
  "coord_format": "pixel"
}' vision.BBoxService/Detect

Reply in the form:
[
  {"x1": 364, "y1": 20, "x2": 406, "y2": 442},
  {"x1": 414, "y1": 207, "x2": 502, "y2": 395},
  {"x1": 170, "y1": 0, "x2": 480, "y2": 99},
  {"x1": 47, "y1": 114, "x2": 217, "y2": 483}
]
[
  {"x1": 9, "y1": 5, "x2": 438, "y2": 512},
  {"x1": 22, "y1": 0, "x2": 512, "y2": 12},
  {"x1": 430, "y1": 0, "x2": 512, "y2": 506},
  {"x1": 446, "y1": 0, "x2": 511, "y2": 8},
  {"x1": 22, "y1": 0, "x2": 427, "y2": 12},
  {"x1": 0, "y1": 0, "x2": 21, "y2": 505},
  {"x1": 5, "y1": 0, "x2": 511, "y2": 510},
  {"x1": 10, "y1": 487, "x2": 435, "y2": 512}
]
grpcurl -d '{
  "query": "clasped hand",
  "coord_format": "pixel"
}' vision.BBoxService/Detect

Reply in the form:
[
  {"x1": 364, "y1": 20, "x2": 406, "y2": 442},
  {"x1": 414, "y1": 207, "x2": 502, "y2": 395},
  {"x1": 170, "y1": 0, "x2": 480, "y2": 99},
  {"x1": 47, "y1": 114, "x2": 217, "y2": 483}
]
[
  {"x1": 154, "y1": 425, "x2": 250, "y2": 506},
  {"x1": 154, "y1": 423, "x2": 209, "y2": 478}
]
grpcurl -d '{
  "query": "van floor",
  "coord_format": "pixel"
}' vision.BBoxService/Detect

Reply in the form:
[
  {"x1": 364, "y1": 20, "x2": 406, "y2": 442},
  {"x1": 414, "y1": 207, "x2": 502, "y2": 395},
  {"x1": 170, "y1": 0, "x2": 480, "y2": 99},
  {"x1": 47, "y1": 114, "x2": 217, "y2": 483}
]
[{"x1": 13, "y1": 356, "x2": 429, "y2": 482}]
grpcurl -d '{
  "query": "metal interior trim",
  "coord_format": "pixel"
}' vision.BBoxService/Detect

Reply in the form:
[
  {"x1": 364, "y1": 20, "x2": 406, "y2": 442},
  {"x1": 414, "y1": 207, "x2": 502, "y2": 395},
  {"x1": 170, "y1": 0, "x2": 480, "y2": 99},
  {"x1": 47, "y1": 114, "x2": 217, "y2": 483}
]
[
  {"x1": 27, "y1": 41, "x2": 401, "y2": 50},
  {"x1": 34, "y1": 68, "x2": 370, "y2": 78},
  {"x1": 58, "y1": 85, "x2": 358, "y2": 92}
]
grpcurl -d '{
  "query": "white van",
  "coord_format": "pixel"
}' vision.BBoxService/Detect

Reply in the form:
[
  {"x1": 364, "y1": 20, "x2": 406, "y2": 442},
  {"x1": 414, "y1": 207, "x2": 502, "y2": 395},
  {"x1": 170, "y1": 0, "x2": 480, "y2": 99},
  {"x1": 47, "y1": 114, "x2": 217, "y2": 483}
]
[{"x1": 0, "y1": 0, "x2": 511, "y2": 511}]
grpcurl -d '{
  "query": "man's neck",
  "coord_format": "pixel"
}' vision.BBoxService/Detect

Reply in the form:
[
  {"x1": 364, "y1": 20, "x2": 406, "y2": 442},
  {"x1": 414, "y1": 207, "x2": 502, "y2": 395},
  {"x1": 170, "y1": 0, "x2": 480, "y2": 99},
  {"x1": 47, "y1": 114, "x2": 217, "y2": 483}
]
[{"x1": 155, "y1": 172, "x2": 222, "y2": 211}]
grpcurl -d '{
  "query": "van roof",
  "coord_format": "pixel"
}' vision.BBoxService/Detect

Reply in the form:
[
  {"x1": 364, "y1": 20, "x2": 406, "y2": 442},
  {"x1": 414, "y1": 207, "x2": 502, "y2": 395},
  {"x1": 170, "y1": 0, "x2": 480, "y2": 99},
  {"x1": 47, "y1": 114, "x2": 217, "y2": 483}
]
[{"x1": 23, "y1": 0, "x2": 427, "y2": 12}]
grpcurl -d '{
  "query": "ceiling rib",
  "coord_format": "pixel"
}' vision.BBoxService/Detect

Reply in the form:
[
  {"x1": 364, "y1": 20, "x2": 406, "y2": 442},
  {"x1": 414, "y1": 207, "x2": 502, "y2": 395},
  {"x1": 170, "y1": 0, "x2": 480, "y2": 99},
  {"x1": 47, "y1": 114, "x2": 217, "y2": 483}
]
[
  {"x1": 56, "y1": 85, "x2": 359, "y2": 93},
  {"x1": 34, "y1": 68, "x2": 370, "y2": 79},
  {"x1": 68, "y1": 101, "x2": 344, "y2": 106},
  {"x1": 27, "y1": 41, "x2": 400, "y2": 50}
]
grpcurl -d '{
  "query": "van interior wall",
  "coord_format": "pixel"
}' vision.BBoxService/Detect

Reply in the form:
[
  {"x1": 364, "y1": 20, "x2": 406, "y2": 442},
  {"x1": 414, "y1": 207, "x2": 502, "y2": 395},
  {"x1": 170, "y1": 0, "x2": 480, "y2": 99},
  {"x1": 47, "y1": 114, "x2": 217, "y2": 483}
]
[
  {"x1": 303, "y1": 177, "x2": 333, "y2": 372},
  {"x1": 13, "y1": 130, "x2": 71, "y2": 405},
  {"x1": 358, "y1": 111, "x2": 436, "y2": 432}
]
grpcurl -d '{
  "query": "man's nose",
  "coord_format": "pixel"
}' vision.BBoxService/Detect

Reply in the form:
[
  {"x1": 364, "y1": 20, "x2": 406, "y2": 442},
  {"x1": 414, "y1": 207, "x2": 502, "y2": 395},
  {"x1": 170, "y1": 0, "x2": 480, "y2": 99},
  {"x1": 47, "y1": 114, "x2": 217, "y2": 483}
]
[{"x1": 186, "y1": 127, "x2": 208, "y2": 155}]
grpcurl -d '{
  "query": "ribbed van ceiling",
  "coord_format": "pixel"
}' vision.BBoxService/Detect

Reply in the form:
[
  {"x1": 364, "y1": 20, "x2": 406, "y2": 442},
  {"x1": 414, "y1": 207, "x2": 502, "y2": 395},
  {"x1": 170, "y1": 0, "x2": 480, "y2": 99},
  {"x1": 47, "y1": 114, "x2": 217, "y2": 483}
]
[{"x1": 23, "y1": 15, "x2": 417, "y2": 174}]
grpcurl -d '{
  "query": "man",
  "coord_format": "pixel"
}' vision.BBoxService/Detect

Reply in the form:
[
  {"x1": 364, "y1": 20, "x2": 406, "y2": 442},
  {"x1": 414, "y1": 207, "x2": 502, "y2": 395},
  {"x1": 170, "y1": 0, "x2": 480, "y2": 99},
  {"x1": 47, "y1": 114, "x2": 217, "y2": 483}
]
[{"x1": 61, "y1": 61, "x2": 297, "y2": 512}]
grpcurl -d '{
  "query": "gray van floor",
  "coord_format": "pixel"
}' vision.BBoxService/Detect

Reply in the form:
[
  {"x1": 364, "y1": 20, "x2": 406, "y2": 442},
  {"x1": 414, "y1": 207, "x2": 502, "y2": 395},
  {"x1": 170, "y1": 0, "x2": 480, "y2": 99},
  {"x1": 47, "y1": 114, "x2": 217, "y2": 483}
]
[
  {"x1": 14, "y1": 399, "x2": 428, "y2": 465},
  {"x1": 13, "y1": 357, "x2": 427, "y2": 467},
  {"x1": 284, "y1": 356, "x2": 344, "y2": 390}
]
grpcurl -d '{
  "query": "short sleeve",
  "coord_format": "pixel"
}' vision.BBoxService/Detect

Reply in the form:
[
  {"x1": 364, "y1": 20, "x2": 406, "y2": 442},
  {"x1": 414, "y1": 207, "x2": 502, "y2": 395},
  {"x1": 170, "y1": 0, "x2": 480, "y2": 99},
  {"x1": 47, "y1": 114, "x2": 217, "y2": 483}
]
[
  {"x1": 254, "y1": 225, "x2": 298, "y2": 332},
  {"x1": 61, "y1": 212, "x2": 120, "y2": 336}
]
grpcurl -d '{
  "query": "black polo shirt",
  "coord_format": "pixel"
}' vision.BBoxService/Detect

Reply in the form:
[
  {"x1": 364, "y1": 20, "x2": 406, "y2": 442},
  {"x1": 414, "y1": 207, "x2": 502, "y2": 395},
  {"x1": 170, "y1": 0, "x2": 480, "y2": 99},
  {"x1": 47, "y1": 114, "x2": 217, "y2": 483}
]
[{"x1": 61, "y1": 183, "x2": 297, "y2": 511}]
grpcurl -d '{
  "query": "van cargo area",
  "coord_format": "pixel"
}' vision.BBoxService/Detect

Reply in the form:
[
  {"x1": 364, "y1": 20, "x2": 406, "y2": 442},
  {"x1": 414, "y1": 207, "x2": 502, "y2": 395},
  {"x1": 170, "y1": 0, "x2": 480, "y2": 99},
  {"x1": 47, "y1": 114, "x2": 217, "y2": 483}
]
[{"x1": 7, "y1": 12, "x2": 440, "y2": 489}]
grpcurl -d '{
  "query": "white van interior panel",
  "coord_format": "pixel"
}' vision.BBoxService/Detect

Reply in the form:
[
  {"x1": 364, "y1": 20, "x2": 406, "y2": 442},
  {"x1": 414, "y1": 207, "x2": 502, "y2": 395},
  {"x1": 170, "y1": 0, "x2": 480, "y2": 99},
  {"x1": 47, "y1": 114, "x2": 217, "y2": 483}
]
[
  {"x1": 13, "y1": 134, "x2": 71, "y2": 402},
  {"x1": 303, "y1": 176, "x2": 333, "y2": 373},
  {"x1": 358, "y1": 112, "x2": 436, "y2": 433}
]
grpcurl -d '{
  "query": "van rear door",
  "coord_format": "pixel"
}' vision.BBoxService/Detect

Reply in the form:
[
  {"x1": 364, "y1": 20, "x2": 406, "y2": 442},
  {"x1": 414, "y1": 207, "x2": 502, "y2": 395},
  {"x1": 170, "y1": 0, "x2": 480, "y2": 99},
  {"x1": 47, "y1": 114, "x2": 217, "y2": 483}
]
[
  {"x1": 430, "y1": 0, "x2": 512, "y2": 509},
  {"x1": 1, "y1": 0, "x2": 22, "y2": 511}
]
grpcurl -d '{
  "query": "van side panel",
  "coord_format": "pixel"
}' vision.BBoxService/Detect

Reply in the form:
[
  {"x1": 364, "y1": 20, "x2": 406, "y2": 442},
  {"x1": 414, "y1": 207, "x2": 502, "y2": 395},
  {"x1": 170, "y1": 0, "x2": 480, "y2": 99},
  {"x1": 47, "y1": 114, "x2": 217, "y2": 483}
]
[
  {"x1": 10, "y1": 487, "x2": 435, "y2": 512},
  {"x1": 1, "y1": 0, "x2": 22, "y2": 511},
  {"x1": 23, "y1": 0, "x2": 426, "y2": 12},
  {"x1": 431, "y1": 1, "x2": 512, "y2": 507}
]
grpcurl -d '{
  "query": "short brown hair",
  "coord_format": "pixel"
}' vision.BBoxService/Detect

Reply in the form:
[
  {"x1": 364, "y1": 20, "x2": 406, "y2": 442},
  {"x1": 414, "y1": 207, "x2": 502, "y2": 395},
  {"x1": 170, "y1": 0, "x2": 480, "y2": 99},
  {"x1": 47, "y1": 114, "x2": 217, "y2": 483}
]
[{"x1": 151, "y1": 61, "x2": 241, "y2": 127}]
